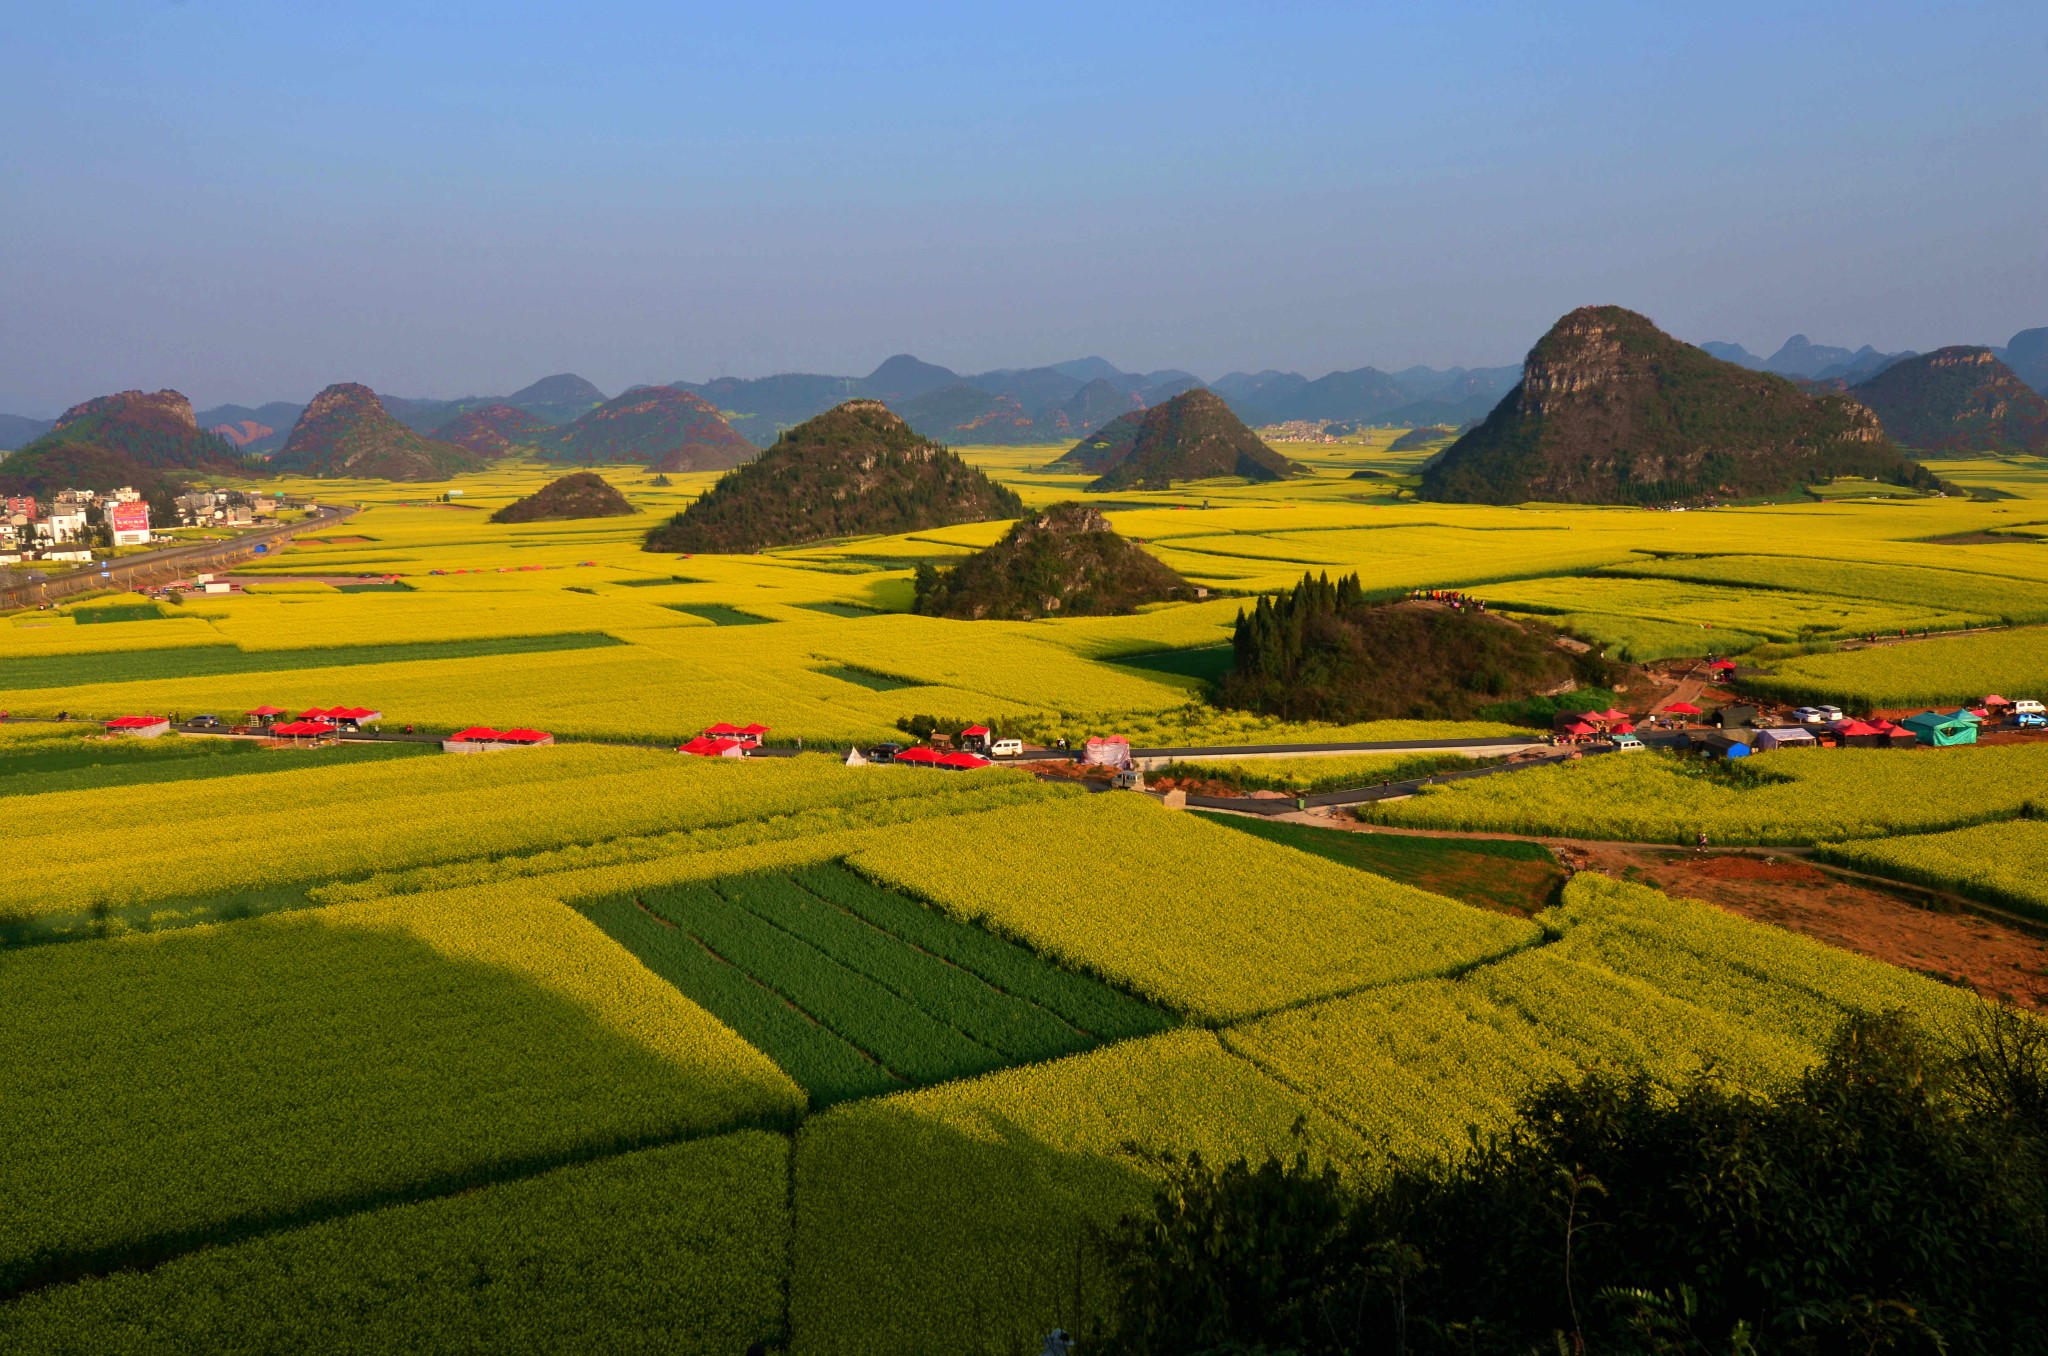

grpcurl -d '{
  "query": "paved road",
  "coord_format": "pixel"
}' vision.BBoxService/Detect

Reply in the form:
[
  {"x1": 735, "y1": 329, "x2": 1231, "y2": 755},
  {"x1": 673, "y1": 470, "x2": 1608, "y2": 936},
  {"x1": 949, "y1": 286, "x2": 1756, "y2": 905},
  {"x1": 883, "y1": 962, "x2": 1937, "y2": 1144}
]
[{"x1": 1, "y1": 504, "x2": 356, "y2": 609}]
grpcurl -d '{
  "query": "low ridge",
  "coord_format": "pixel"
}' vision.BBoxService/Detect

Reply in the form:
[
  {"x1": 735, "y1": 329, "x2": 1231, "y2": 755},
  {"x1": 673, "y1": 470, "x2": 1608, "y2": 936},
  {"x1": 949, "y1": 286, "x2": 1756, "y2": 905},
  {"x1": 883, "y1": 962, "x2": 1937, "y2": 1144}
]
[
  {"x1": 489, "y1": 471, "x2": 636, "y2": 523},
  {"x1": 644, "y1": 400, "x2": 1023, "y2": 554},
  {"x1": 534, "y1": 387, "x2": 756, "y2": 471},
  {"x1": 911, "y1": 501, "x2": 1195, "y2": 620},
  {"x1": 433, "y1": 404, "x2": 553, "y2": 456},
  {"x1": 1086, "y1": 389, "x2": 1310, "y2": 491},
  {"x1": 1850, "y1": 347, "x2": 2048, "y2": 454},
  {"x1": 1420, "y1": 306, "x2": 1939, "y2": 505},
  {"x1": 1386, "y1": 425, "x2": 1458, "y2": 452}
]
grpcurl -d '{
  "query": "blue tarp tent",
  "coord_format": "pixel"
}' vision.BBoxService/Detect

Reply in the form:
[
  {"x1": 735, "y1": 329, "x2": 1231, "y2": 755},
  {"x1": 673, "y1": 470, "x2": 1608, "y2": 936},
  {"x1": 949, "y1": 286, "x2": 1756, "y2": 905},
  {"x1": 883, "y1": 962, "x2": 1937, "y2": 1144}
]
[{"x1": 1901, "y1": 711, "x2": 1978, "y2": 747}]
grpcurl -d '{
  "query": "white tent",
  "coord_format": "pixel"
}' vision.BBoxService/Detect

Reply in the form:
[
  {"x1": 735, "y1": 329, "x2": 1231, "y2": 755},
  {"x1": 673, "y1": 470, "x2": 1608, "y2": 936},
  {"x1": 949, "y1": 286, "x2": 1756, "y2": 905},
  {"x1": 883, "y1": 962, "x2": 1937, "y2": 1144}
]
[{"x1": 1753, "y1": 726, "x2": 1816, "y2": 750}]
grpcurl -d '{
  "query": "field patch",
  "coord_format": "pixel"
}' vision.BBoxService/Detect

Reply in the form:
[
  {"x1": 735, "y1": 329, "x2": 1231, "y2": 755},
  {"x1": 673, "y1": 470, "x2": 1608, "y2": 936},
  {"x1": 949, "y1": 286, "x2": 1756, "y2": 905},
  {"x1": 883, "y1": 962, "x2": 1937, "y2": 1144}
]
[
  {"x1": 580, "y1": 863, "x2": 1172, "y2": 1106},
  {"x1": 0, "y1": 1132, "x2": 790, "y2": 1356},
  {"x1": 0, "y1": 885, "x2": 799, "y2": 1300},
  {"x1": 665, "y1": 603, "x2": 777, "y2": 626},
  {"x1": 789, "y1": 1030, "x2": 1358, "y2": 1356},
  {"x1": 1819, "y1": 818, "x2": 2048, "y2": 921},
  {"x1": 0, "y1": 630, "x2": 626, "y2": 693},
  {"x1": 846, "y1": 793, "x2": 1543, "y2": 1021},
  {"x1": 1199, "y1": 814, "x2": 1565, "y2": 914}
]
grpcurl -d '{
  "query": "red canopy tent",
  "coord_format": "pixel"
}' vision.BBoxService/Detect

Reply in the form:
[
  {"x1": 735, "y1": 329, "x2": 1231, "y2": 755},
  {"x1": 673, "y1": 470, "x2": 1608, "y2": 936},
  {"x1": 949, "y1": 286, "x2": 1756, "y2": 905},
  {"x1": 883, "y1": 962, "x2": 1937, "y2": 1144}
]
[
  {"x1": 1611, "y1": 721, "x2": 1637, "y2": 734},
  {"x1": 679, "y1": 736, "x2": 745, "y2": 758},
  {"x1": 936, "y1": 750, "x2": 991, "y2": 770},
  {"x1": 1562, "y1": 721, "x2": 1599, "y2": 737},
  {"x1": 270, "y1": 720, "x2": 337, "y2": 738},
  {"x1": 894, "y1": 746, "x2": 945, "y2": 766},
  {"x1": 246, "y1": 705, "x2": 288, "y2": 718},
  {"x1": 1708, "y1": 660, "x2": 1738, "y2": 673},
  {"x1": 1661, "y1": 701, "x2": 1703, "y2": 716}
]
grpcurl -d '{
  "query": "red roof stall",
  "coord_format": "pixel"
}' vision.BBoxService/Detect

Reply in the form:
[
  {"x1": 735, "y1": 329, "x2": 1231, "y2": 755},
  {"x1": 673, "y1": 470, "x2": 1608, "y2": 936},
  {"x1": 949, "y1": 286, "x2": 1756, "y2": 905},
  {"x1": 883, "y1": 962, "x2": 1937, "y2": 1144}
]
[
  {"x1": 1661, "y1": 701, "x2": 1703, "y2": 717},
  {"x1": 104, "y1": 714, "x2": 171, "y2": 738},
  {"x1": 936, "y1": 750, "x2": 991, "y2": 770},
  {"x1": 270, "y1": 720, "x2": 338, "y2": 740},
  {"x1": 246, "y1": 705, "x2": 288, "y2": 720},
  {"x1": 679, "y1": 736, "x2": 747, "y2": 758},
  {"x1": 893, "y1": 746, "x2": 944, "y2": 766},
  {"x1": 443, "y1": 726, "x2": 556, "y2": 753},
  {"x1": 958, "y1": 724, "x2": 993, "y2": 753},
  {"x1": 704, "y1": 722, "x2": 770, "y2": 747},
  {"x1": 1707, "y1": 660, "x2": 1738, "y2": 674}
]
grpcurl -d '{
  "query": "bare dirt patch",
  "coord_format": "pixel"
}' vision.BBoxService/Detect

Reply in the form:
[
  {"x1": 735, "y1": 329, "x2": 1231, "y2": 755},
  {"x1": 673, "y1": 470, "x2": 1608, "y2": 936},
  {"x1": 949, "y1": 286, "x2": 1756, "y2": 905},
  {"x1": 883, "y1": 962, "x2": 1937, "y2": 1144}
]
[{"x1": 1578, "y1": 844, "x2": 2048, "y2": 1011}]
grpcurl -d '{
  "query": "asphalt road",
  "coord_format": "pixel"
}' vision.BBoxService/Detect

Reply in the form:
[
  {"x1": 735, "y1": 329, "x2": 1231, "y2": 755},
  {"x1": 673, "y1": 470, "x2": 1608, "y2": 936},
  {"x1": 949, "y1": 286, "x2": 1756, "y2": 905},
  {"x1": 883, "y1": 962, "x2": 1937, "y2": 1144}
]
[{"x1": 1, "y1": 504, "x2": 356, "y2": 608}]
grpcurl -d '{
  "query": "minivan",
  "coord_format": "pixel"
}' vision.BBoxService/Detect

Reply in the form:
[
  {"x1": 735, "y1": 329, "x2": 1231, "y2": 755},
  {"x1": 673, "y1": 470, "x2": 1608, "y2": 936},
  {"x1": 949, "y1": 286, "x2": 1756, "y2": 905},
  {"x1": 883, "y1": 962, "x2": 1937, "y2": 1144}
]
[{"x1": 988, "y1": 738, "x2": 1024, "y2": 758}]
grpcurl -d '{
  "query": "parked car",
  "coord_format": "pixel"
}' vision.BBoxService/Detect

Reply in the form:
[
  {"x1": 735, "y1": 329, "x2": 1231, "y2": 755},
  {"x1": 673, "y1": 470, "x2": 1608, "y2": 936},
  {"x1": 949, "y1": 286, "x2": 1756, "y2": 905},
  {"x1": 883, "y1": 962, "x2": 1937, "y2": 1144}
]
[
  {"x1": 1791, "y1": 707, "x2": 1825, "y2": 725},
  {"x1": 988, "y1": 738, "x2": 1024, "y2": 758},
  {"x1": 1815, "y1": 705, "x2": 1845, "y2": 721},
  {"x1": 187, "y1": 714, "x2": 221, "y2": 728},
  {"x1": 2015, "y1": 699, "x2": 2046, "y2": 716},
  {"x1": 2017, "y1": 713, "x2": 2048, "y2": 729},
  {"x1": 1611, "y1": 732, "x2": 1646, "y2": 752},
  {"x1": 866, "y1": 742, "x2": 903, "y2": 763}
]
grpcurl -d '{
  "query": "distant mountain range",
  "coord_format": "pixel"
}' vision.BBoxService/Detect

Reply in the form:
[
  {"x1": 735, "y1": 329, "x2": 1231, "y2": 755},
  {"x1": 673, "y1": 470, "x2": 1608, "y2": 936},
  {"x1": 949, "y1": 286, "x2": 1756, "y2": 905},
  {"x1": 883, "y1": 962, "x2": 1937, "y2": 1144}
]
[
  {"x1": 1849, "y1": 347, "x2": 2048, "y2": 454},
  {"x1": 10, "y1": 326, "x2": 2044, "y2": 465}
]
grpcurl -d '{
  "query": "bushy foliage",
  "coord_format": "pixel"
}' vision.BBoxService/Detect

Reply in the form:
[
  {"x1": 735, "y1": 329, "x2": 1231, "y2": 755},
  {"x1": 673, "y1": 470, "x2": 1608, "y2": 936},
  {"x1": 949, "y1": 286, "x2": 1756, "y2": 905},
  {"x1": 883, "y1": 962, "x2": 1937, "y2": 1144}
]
[
  {"x1": 1221, "y1": 571, "x2": 1604, "y2": 722},
  {"x1": 911, "y1": 502, "x2": 1194, "y2": 620},
  {"x1": 645, "y1": 400, "x2": 1022, "y2": 553},
  {"x1": 1100, "y1": 1009, "x2": 2048, "y2": 1355}
]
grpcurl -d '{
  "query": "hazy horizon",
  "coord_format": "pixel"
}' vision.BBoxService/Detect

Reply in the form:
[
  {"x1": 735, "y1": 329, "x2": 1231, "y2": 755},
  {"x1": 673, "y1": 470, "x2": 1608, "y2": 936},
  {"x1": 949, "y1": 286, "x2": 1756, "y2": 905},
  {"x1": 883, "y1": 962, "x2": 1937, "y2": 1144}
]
[{"x1": 4, "y1": 1, "x2": 2043, "y2": 416}]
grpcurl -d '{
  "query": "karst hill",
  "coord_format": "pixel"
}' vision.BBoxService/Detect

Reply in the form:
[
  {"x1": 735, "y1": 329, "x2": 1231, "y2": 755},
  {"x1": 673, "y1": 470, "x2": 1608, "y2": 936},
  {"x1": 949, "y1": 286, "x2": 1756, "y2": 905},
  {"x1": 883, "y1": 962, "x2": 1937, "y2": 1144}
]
[
  {"x1": 1419, "y1": 306, "x2": 1940, "y2": 505},
  {"x1": 1084, "y1": 389, "x2": 1310, "y2": 491},
  {"x1": 533, "y1": 387, "x2": 757, "y2": 471},
  {"x1": 272, "y1": 384, "x2": 487, "y2": 481},
  {"x1": 0, "y1": 389, "x2": 254, "y2": 509},
  {"x1": 489, "y1": 471, "x2": 637, "y2": 523},
  {"x1": 911, "y1": 501, "x2": 1195, "y2": 620},
  {"x1": 432, "y1": 405, "x2": 553, "y2": 456},
  {"x1": 643, "y1": 400, "x2": 1024, "y2": 554},
  {"x1": 1850, "y1": 346, "x2": 2048, "y2": 454}
]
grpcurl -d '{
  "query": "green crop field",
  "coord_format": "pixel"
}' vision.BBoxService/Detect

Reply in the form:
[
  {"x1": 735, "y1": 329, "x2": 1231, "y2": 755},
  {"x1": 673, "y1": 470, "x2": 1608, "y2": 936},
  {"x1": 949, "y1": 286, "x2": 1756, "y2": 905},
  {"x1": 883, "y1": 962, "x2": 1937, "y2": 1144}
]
[{"x1": 8, "y1": 457, "x2": 2048, "y2": 1351}]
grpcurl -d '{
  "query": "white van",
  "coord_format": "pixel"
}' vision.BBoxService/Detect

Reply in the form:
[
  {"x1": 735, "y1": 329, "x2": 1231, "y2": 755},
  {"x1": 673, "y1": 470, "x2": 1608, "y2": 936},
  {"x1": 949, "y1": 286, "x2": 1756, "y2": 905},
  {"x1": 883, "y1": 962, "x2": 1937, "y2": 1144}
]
[
  {"x1": 2015, "y1": 700, "x2": 2046, "y2": 716},
  {"x1": 988, "y1": 738, "x2": 1024, "y2": 758}
]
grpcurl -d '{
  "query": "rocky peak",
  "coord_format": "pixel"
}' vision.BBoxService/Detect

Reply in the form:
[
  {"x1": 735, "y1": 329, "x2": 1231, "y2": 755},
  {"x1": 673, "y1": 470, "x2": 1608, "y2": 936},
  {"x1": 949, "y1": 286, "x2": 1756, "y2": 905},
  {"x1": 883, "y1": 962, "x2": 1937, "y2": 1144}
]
[{"x1": 53, "y1": 389, "x2": 201, "y2": 437}]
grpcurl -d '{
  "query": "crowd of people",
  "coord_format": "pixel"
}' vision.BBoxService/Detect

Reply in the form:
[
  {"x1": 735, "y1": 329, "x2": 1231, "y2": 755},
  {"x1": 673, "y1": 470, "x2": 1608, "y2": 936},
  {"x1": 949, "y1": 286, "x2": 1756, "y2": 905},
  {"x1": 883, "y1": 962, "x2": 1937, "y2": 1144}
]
[{"x1": 1408, "y1": 587, "x2": 1487, "y2": 612}]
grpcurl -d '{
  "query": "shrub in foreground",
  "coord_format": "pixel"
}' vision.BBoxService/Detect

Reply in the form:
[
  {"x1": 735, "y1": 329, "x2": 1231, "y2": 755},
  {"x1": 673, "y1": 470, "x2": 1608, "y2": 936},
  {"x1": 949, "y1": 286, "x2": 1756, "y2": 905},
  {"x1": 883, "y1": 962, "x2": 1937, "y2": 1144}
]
[{"x1": 1100, "y1": 1009, "x2": 2048, "y2": 1354}]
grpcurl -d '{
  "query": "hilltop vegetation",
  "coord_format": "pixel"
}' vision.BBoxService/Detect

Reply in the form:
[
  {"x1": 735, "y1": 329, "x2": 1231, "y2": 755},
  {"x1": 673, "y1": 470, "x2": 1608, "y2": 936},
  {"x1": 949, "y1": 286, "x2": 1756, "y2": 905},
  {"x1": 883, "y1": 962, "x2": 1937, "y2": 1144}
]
[
  {"x1": 645, "y1": 400, "x2": 1022, "y2": 554},
  {"x1": 1088, "y1": 389, "x2": 1310, "y2": 491},
  {"x1": 1422, "y1": 307, "x2": 1940, "y2": 504},
  {"x1": 0, "y1": 389, "x2": 256, "y2": 516},
  {"x1": 489, "y1": 471, "x2": 636, "y2": 523},
  {"x1": 533, "y1": 386, "x2": 756, "y2": 471},
  {"x1": 1386, "y1": 424, "x2": 1458, "y2": 451},
  {"x1": 911, "y1": 502, "x2": 1195, "y2": 620},
  {"x1": 272, "y1": 384, "x2": 486, "y2": 481},
  {"x1": 1851, "y1": 346, "x2": 2048, "y2": 453},
  {"x1": 1220, "y1": 571, "x2": 1609, "y2": 722},
  {"x1": 432, "y1": 404, "x2": 552, "y2": 456}
]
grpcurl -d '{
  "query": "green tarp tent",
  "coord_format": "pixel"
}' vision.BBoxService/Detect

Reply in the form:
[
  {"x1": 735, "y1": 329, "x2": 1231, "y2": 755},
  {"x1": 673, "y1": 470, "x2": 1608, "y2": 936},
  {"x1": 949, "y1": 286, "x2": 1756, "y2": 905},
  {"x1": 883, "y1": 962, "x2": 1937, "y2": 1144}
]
[{"x1": 1900, "y1": 710, "x2": 1978, "y2": 747}]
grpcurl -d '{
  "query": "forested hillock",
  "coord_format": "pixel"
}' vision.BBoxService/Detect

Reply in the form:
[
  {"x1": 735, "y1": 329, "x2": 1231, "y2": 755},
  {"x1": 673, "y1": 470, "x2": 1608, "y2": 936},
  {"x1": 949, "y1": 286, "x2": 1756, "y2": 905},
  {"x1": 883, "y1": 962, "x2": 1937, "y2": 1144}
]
[
  {"x1": 644, "y1": 400, "x2": 1023, "y2": 553},
  {"x1": 533, "y1": 386, "x2": 756, "y2": 471},
  {"x1": 1421, "y1": 307, "x2": 1940, "y2": 504},
  {"x1": 489, "y1": 471, "x2": 636, "y2": 523},
  {"x1": 1850, "y1": 346, "x2": 2048, "y2": 453},
  {"x1": 1087, "y1": 389, "x2": 1309, "y2": 491},
  {"x1": 911, "y1": 502, "x2": 1194, "y2": 620},
  {"x1": 1220, "y1": 571, "x2": 1610, "y2": 722},
  {"x1": 271, "y1": 384, "x2": 486, "y2": 481}
]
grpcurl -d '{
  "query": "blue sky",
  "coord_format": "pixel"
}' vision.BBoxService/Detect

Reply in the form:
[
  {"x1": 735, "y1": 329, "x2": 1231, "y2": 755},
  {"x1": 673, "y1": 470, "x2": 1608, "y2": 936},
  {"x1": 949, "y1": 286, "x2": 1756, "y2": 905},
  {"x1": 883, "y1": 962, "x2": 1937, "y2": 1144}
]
[{"x1": 2, "y1": 0, "x2": 2043, "y2": 412}]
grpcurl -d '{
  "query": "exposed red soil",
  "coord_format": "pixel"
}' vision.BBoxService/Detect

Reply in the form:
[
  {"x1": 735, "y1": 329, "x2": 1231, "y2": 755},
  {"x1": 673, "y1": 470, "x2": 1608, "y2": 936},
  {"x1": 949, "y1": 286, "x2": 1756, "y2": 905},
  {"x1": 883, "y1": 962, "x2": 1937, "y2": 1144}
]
[{"x1": 1576, "y1": 844, "x2": 2048, "y2": 1012}]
